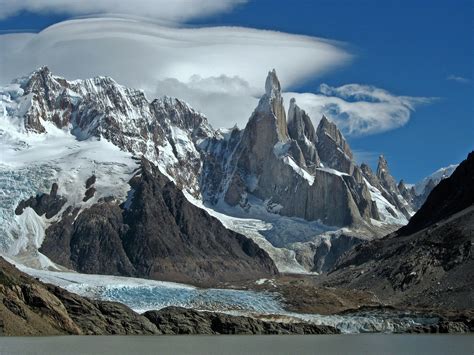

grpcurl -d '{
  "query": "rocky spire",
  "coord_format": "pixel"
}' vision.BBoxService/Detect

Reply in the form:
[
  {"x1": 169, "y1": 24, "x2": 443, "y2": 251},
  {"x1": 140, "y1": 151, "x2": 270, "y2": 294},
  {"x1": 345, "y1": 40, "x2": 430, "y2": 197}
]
[
  {"x1": 287, "y1": 98, "x2": 320, "y2": 168},
  {"x1": 265, "y1": 68, "x2": 281, "y2": 98},
  {"x1": 377, "y1": 155, "x2": 399, "y2": 191},
  {"x1": 254, "y1": 69, "x2": 288, "y2": 142},
  {"x1": 316, "y1": 115, "x2": 354, "y2": 174},
  {"x1": 19, "y1": 66, "x2": 70, "y2": 133},
  {"x1": 376, "y1": 155, "x2": 413, "y2": 218}
]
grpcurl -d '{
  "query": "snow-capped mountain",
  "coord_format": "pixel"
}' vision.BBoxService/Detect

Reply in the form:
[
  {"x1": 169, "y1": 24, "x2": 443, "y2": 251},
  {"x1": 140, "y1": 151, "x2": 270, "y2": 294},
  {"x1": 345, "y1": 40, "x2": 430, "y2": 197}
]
[
  {"x1": 0, "y1": 67, "x2": 449, "y2": 276},
  {"x1": 408, "y1": 164, "x2": 458, "y2": 209}
]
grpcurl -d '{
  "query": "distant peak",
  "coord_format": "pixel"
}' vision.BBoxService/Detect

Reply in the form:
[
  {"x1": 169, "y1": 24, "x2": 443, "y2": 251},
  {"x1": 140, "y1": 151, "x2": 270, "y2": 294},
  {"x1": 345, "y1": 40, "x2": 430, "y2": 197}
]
[
  {"x1": 265, "y1": 69, "x2": 281, "y2": 97},
  {"x1": 21, "y1": 66, "x2": 57, "y2": 93},
  {"x1": 27, "y1": 66, "x2": 53, "y2": 82},
  {"x1": 35, "y1": 66, "x2": 51, "y2": 75},
  {"x1": 376, "y1": 155, "x2": 390, "y2": 176}
]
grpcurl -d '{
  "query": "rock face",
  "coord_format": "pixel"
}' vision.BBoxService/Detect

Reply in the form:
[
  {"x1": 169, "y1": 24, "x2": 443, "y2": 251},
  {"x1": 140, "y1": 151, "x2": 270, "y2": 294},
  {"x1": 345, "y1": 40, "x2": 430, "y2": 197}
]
[
  {"x1": 143, "y1": 306, "x2": 339, "y2": 335},
  {"x1": 38, "y1": 159, "x2": 278, "y2": 285},
  {"x1": 324, "y1": 152, "x2": 474, "y2": 310}
]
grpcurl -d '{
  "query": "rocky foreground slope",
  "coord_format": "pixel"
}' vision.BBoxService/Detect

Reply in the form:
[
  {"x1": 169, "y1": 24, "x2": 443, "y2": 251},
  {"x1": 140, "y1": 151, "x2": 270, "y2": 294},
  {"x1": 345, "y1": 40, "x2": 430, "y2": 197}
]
[
  {"x1": 0, "y1": 256, "x2": 338, "y2": 336},
  {"x1": 322, "y1": 152, "x2": 474, "y2": 311}
]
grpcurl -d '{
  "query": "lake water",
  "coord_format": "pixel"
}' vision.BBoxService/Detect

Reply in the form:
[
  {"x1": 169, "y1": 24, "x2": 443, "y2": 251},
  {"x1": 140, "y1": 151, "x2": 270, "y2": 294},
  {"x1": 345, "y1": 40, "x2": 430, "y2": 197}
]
[{"x1": 0, "y1": 335, "x2": 472, "y2": 355}]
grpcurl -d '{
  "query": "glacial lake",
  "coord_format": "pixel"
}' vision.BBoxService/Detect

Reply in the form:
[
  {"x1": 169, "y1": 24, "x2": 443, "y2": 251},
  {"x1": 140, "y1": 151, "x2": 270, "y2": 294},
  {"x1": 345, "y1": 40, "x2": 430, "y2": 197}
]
[{"x1": 0, "y1": 335, "x2": 472, "y2": 355}]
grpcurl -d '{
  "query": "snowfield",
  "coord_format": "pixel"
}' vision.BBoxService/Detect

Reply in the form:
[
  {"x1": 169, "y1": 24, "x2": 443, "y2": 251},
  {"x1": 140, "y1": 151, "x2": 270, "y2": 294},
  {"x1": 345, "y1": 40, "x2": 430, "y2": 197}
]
[{"x1": 0, "y1": 117, "x2": 137, "y2": 267}]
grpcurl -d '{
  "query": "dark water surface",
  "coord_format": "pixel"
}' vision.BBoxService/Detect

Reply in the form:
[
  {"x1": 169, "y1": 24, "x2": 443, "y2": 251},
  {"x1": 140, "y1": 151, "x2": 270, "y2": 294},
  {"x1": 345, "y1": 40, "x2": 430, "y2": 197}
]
[{"x1": 0, "y1": 335, "x2": 473, "y2": 355}]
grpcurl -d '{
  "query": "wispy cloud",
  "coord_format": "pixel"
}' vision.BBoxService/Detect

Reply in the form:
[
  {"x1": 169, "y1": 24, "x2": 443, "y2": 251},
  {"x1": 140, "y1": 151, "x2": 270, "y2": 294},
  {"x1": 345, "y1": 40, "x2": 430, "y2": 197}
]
[
  {"x1": 0, "y1": 0, "x2": 247, "y2": 22},
  {"x1": 283, "y1": 84, "x2": 436, "y2": 136},
  {"x1": 446, "y1": 74, "x2": 471, "y2": 84}
]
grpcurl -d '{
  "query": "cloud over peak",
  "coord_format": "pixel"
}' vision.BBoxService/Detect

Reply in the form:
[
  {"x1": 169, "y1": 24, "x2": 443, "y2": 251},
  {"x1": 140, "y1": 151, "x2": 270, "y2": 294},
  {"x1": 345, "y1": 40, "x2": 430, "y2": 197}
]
[{"x1": 284, "y1": 84, "x2": 435, "y2": 136}]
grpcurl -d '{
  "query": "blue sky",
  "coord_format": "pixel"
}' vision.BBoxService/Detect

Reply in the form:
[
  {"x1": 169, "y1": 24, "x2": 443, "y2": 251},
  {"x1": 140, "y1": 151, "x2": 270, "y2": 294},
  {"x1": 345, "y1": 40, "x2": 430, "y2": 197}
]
[{"x1": 0, "y1": 0, "x2": 472, "y2": 182}]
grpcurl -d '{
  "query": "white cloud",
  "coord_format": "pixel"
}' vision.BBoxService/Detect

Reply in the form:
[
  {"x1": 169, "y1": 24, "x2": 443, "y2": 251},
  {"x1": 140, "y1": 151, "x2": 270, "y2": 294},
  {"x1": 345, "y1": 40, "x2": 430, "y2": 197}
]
[
  {"x1": 0, "y1": 0, "x2": 247, "y2": 22},
  {"x1": 0, "y1": 17, "x2": 351, "y2": 129},
  {"x1": 447, "y1": 74, "x2": 471, "y2": 84},
  {"x1": 154, "y1": 76, "x2": 258, "y2": 128},
  {"x1": 283, "y1": 84, "x2": 435, "y2": 136}
]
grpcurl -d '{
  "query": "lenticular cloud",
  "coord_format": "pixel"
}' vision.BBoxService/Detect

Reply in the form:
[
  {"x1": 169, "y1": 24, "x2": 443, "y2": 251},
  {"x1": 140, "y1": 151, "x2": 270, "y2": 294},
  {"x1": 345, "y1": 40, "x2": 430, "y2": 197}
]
[
  {"x1": 0, "y1": 0, "x2": 247, "y2": 22},
  {"x1": 0, "y1": 17, "x2": 350, "y2": 90},
  {"x1": 0, "y1": 17, "x2": 350, "y2": 128}
]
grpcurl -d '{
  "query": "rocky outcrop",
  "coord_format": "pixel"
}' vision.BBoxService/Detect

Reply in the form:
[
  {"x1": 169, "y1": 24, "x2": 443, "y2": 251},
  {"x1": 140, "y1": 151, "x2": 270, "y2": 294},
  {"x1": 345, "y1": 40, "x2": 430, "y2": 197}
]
[
  {"x1": 15, "y1": 183, "x2": 66, "y2": 218},
  {"x1": 38, "y1": 159, "x2": 278, "y2": 285},
  {"x1": 143, "y1": 306, "x2": 339, "y2": 335}
]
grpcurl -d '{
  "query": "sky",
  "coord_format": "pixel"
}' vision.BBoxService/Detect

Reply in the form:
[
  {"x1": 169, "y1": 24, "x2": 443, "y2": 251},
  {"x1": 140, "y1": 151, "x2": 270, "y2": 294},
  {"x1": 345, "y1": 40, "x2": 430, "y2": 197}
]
[{"x1": 0, "y1": 0, "x2": 472, "y2": 182}]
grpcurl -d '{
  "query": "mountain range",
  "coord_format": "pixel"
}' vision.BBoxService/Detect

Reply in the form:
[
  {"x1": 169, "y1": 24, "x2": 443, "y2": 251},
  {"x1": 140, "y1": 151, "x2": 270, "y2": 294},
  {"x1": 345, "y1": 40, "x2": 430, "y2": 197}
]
[
  {"x1": 0, "y1": 66, "x2": 471, "y2": 336},
  {"x1": 0, "y1": 67, "x2": 458, "y2": 280}
]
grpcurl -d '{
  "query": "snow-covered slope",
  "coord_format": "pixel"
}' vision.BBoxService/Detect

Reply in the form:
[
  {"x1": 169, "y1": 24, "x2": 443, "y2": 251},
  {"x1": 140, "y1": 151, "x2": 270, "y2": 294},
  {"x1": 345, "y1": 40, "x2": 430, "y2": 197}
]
[{"x1": 413, "y1": 165, "x2": 458, "y2": 196}]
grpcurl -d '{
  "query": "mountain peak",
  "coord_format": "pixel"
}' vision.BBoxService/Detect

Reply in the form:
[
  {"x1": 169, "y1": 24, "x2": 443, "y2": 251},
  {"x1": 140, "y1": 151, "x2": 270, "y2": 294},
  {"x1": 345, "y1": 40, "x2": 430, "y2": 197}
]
[
  {"x1": 21, "y1": 65, "x2": 56, "y2": 93},
  {"x1": 320, "y1": 114, "x2": 330, "y2": 126},
  {"x1": 377, "y1": 155, "x2": 389, "y2": 174},
  {"x1": 316, "y1": 114, "x2": 354, "y2": 166},
  {"x1": 264, "y1": 69, "x2": 281, "y2": 97}
]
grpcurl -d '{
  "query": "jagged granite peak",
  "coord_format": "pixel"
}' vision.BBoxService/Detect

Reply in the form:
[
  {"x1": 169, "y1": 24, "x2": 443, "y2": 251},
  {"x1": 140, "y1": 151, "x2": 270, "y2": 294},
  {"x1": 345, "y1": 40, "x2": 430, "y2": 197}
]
[
  {"x1": 287, "y1": 98, "x2": 320, "y2": 169},
  {"x1": 221, "y1": 73, "x2": 378, "y2": 227},
  {"x1": 369, "y1": 155, "x2": 412, "y2": 219},
  {"x1": 360, "y1": 163, "x2": 379, "y2": 187},
  {"x1": 376, "y1": 155, "x2": 402, "y2": 198},
  {"x1": 397, "y1": 179, "x2": 413, "y2": 204},
  {"x1": 316, "y1": 115, "x2": 355, "y2": 175},
  {"x1": 376, "y1": 155, "x2": 391, "y2": 177},
  {"x1": 254, "y1": 69, "x2": 288, "y2": 142},
  {"x1": 265, "y1": 68, "x2": 281, "y2": 97}
]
